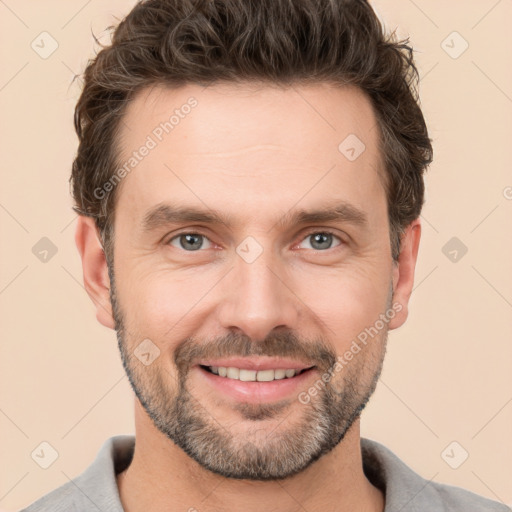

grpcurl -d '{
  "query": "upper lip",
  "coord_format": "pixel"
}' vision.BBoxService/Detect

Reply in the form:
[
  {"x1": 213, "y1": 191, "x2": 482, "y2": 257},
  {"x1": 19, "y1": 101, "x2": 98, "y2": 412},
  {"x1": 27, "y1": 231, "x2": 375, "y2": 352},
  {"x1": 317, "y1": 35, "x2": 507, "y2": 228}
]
[{"x1": 197, "y1": 357, "x2": 315, "y2": 371}]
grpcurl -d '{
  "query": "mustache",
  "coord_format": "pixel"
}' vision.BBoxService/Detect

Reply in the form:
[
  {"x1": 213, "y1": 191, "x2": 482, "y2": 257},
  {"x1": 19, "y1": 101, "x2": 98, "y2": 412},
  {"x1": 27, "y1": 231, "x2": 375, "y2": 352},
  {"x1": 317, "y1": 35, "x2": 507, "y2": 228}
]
[{"x1": 173, "y1": 330, "x2": 337, "y2": 374}]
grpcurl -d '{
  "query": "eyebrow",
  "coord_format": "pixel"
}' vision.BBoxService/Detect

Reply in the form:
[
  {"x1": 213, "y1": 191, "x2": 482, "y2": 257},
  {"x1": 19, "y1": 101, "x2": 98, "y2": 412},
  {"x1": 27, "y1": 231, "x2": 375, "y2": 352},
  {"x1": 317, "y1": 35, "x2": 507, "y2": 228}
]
[{"x1": 141, "y1": 201, "x2": 369, "y2": 233}]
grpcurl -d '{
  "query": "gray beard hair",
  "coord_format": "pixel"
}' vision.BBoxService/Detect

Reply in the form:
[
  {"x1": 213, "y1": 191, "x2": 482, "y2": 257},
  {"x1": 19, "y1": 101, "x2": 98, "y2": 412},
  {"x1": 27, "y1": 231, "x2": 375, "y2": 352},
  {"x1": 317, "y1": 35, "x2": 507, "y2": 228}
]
[{"x1": 108, "y1": 261, "x2": 390, "y2": 480}]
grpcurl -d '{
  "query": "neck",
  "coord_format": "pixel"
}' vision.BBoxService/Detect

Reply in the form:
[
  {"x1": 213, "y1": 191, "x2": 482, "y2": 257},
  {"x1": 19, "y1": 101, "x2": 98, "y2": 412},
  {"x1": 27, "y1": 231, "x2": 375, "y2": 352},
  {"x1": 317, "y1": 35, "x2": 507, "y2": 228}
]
[{"x1": 117, "y1": 400, "x2": 384, "y2": 512}]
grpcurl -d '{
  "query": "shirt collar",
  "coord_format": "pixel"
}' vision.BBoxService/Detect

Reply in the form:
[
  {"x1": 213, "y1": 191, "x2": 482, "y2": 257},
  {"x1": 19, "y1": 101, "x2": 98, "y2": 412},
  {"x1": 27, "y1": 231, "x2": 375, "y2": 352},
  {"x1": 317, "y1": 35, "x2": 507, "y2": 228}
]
[{"x1": 52, "y1": 435, "x2": 480, "y2": 511}]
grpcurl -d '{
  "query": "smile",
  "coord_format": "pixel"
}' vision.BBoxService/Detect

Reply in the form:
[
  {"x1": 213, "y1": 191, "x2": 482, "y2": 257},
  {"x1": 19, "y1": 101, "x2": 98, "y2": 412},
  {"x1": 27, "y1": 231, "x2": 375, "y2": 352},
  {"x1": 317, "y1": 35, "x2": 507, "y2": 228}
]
[
  {"x1": 201, "y1": 365, "x2": 314, "y2": 382},
  {"x1": 197, "y1": 364, "x2": 317, "y2": 403}
]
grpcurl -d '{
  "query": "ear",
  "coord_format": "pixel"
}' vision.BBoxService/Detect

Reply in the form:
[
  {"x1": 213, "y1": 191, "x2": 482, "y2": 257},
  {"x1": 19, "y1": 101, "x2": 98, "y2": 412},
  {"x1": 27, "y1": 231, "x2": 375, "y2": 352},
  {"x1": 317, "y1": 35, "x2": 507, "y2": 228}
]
[
  {"x1": 75, "y1": 216, "x2": 115, "y2": 329},
  {"x1": 388, "y1": 218, "x2": 421, "y2": 330}
]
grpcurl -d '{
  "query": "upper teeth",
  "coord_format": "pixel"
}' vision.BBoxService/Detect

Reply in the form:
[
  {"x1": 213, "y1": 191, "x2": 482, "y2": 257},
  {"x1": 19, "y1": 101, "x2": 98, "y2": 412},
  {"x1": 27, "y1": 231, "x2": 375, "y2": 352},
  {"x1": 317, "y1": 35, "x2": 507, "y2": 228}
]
[{"x1": 209, "y1": 366, "x2": 302, "y2": 381}]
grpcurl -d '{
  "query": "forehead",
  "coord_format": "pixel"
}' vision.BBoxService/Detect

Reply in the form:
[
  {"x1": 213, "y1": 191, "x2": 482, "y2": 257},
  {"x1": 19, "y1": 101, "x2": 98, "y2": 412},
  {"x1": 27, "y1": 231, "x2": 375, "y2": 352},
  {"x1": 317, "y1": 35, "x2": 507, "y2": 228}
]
[
  {"x1": 114, "y1": 81, "x2": 385, "y2": 230},
  {"x1": 119, "y1": 81, "x2": 380, "y2": 156}
]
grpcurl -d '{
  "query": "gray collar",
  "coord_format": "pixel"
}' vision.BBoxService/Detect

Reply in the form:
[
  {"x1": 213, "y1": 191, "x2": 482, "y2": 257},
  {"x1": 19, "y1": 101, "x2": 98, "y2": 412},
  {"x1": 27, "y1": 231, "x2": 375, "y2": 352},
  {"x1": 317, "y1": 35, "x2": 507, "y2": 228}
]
[{"x1": 22, "y1": 435, "x2": 509, "y2": 511}]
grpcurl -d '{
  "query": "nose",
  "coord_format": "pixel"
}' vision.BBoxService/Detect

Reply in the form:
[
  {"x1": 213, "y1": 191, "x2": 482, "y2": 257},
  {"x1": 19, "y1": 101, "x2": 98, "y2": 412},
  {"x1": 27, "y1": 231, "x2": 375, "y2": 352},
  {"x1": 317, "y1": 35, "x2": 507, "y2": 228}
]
[{"x1": 216, "y1": 244, "x2": 301, "y2": 343}]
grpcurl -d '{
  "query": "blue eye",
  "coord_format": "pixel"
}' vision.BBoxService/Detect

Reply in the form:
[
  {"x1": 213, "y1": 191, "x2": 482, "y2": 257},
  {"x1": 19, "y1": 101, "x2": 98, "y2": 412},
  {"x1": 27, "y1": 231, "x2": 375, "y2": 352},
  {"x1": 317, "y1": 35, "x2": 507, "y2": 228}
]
[
  {"x1": 168, "y1": 233, "x2": 213, "y2": 251},
  {"x1": 166, "y1": 230, "x2": 343, "y2": 253},
  {"x1": 298, "y1": 231, "x2": 342, "y2": 251}
]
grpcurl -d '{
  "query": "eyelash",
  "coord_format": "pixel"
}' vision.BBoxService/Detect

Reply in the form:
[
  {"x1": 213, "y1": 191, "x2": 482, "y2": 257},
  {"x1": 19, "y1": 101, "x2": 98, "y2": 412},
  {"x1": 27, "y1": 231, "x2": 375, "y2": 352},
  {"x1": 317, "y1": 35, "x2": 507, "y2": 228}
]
[{"x1": 165, "y1": 229, "x2": 345, "y2": 253}]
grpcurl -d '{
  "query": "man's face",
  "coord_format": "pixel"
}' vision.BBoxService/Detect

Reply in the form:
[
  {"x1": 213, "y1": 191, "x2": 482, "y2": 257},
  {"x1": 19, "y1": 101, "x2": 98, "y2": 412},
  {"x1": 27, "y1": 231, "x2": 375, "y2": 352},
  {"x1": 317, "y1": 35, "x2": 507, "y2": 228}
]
[{"x1": 108, "y1": 82, "x2": 400, "y2": 480}]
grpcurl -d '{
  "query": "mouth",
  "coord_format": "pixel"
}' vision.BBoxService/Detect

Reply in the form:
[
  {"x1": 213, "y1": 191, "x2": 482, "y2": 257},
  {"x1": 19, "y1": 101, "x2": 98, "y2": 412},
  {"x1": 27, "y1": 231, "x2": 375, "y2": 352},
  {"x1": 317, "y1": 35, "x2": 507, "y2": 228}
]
[
  {"x1": 199, "y1": 364, "x2": 314, "y2": 381},
  {"x1": 196, "y1": 363, "x2": 317, "y2": 404}
]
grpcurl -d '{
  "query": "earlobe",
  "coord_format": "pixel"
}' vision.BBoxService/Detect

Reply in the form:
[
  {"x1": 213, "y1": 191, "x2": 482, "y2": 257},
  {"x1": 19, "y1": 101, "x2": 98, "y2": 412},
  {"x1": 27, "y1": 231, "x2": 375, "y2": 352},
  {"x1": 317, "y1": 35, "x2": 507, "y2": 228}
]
[
  {"x1": 388, "y1": 218, "x2": 421, "y2": 330},
  {"x1": 75, "y1": 216, "x2": 115, "y2": 330}
]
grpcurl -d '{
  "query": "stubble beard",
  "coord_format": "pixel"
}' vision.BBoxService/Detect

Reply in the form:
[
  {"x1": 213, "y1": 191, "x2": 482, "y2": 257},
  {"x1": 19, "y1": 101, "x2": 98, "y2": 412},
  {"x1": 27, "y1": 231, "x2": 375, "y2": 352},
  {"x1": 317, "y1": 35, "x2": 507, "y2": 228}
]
[{"x1": 108, "y1": 261, "x2": 389, "y2": 481}]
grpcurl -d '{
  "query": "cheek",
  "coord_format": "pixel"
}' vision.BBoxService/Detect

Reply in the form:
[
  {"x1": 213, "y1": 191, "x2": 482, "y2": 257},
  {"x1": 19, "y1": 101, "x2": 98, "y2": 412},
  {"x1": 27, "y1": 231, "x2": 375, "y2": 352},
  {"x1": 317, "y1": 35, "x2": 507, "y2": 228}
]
[
  {"x1": 116, "y1": 252, "x2": 247, "y2": 369},
  {"x1": 115, "y1": 268, "x2": 202, "y2": 344},
  {"x1": 299, "y1": 266, "x2": 390, "y2": 342}
]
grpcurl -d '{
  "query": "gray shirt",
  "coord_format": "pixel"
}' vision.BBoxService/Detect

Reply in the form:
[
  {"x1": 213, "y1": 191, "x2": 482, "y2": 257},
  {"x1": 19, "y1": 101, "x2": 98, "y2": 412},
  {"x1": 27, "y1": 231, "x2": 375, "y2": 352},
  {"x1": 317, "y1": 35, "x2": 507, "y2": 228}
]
[{"x1": 21, "y1": 435, "x2": 510, "y2": 511}]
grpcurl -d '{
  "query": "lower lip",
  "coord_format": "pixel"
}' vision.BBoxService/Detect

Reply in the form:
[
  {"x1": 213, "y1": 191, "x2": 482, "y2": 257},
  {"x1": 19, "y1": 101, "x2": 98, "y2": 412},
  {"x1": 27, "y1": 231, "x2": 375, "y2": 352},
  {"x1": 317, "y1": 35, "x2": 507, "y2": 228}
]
[{"x1": 196, "y1": 365, "x2": 317, "y2": 403}]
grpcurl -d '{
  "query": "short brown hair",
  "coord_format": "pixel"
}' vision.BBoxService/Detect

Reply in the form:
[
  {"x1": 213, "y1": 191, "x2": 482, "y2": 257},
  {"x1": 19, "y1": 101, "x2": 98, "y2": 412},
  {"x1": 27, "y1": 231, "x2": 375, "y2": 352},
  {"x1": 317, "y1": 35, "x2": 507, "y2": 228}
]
[{"x1": 71, "y1": 0, "x2": 433, "y2": 263}]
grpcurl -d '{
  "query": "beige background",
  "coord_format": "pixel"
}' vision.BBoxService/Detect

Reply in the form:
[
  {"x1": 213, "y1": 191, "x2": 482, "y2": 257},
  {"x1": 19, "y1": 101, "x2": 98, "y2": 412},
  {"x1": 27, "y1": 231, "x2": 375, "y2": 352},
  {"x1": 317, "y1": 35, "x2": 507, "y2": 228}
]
[{"x1": 1, "y1": 0, "x2": 511, "y2": 510}]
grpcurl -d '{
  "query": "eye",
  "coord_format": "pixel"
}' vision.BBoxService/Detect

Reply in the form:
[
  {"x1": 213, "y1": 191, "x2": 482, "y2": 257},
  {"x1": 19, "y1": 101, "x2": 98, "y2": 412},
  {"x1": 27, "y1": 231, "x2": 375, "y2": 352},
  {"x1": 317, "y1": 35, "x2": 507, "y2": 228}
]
[
  {"x1": 166, "y1": 230, "x2": 344, "y2": 253},
  {"x1": 167, "y1": 233, "x2": 213, "y2": 251},
  {"x1": 297, "y1": 230, "x2": 343, "y2": 251}
]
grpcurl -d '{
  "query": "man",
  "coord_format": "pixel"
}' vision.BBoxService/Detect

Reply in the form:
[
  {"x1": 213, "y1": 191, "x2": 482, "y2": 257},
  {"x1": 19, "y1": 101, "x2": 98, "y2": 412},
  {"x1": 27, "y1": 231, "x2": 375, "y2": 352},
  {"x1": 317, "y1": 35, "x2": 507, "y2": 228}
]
[{"x1": 21, "y1": 0, "x2": 508, "y2": 511}]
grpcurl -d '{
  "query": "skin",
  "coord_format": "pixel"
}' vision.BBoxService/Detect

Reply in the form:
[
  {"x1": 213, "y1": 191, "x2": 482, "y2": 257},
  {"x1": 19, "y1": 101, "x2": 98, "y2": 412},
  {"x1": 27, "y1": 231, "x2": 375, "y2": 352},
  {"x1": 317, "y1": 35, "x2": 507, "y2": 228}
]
[{"x1": 76, "y1": 82, "x2": 421, "y2": 512}]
